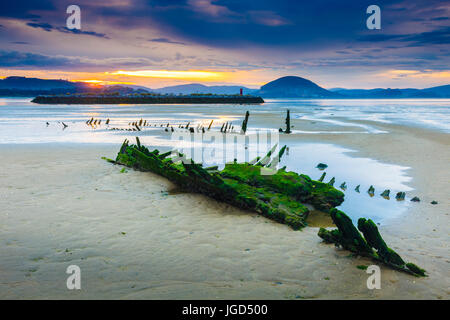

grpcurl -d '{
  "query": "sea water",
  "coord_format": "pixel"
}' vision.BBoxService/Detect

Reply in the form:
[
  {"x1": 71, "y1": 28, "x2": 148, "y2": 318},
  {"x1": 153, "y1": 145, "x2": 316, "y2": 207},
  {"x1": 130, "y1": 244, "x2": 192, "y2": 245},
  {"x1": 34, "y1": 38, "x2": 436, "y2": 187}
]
[{"x1": 1, "y1": 97, "x2": 448, "y2": 223}]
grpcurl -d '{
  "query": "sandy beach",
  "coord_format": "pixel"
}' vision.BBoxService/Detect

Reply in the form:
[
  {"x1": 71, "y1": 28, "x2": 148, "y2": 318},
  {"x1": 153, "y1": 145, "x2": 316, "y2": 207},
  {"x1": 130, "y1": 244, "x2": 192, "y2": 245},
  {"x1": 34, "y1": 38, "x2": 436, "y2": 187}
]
[
  {"x1": 0, "y1": 104, "x2": 448, "y2": 299},
  {"x1": 2, "y1": 0, "x2": 449, "y2": 304}
]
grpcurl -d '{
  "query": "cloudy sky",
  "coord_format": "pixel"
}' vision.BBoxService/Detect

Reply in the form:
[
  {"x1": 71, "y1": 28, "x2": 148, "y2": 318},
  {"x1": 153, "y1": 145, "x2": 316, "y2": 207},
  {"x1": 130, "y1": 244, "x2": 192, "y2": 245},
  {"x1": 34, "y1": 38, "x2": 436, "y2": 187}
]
[{"x1": 0, "y1": 0, "x2": 448, "y2": 88}]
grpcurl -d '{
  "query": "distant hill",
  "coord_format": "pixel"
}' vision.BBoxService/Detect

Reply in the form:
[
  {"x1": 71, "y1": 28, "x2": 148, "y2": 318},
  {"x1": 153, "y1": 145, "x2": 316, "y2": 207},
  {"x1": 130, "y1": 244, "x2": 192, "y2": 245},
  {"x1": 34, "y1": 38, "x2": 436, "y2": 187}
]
[
  {"x1": 331, "y1": 85, "x2": 450, "y2": 98},
  {"x1": 152, "y1": 83, "x2": 257, "y2": 95},
  {"x1": 421, "y1": 85, "x2": 450, "y2": 97},
  {"x1": 0, "y1": 77, "x2": 253, "y2": 96},
  {"x1": 0, "y1": 77, "x2": 149, "y2": 96},
  {"x1": 257, "y1": 76, "x2": 339, "y2": 98},
  {"x1": 0, "y1": 76, "x2": 80, "y2": 90},
  {"x1": 1, "y1": 76, "x2": 449, "y2": 98}
]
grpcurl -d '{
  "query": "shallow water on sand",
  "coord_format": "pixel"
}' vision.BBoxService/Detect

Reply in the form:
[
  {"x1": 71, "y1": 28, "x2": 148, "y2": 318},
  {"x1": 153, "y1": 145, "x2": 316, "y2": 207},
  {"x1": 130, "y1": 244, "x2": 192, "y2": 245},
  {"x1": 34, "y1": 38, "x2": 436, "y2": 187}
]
[
  {"x1": 1, "y1": 97, "x2": 443, "y2": 223},
  {"x1": 1, "y1": 98, "x2": 449, "y2": 144}
]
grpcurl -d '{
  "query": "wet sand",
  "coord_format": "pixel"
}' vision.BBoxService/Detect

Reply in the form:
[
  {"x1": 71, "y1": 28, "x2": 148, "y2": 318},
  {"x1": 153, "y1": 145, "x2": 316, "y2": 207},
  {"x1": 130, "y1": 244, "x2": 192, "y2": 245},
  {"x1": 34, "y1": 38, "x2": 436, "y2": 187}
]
[{"x1": 0, "y1": 119, "x2": 448, "y2": 299}]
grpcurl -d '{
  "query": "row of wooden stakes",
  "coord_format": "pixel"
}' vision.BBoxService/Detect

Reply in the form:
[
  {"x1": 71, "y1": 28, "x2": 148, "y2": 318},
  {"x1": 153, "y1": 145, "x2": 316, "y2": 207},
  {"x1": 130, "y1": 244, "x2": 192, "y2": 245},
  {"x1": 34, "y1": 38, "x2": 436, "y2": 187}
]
[
  {"x1": 317, "y1": 171, "x2": 433, "y2": 203},
  {"x1": 86, "y1": 117, "x2": 110, "y2": 126}
]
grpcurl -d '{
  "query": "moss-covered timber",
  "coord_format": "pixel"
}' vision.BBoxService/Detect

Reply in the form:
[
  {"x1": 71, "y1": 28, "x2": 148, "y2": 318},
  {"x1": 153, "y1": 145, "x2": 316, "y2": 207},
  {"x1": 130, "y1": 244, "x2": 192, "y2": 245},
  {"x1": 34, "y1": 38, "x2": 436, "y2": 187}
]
[
  {"x1": 318, "y1": 208, "x2": 426, "y2": 277},
  {"x1": 241, "y1": 111, "x2": 250, "y2": 134},
  {"x1": 105, "y1": 139, "x2": 345, "y2": 230},
  {"x1": 285, "y1": 109, "x2": 292, "y2": 134}
]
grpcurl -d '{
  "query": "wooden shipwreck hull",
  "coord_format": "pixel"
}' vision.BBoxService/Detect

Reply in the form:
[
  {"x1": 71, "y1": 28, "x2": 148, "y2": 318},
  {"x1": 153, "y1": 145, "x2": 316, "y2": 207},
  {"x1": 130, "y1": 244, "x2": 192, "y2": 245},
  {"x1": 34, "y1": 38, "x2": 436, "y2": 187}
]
[
  {"x1": 104, "y1": 138, "x2": 426, "y2": 277},
  {"x1": 104, "y1": 138, "x2": 344, "y2": 230},
  {"x1": 318, "y1": 208, "x2": 427, "y2": 277}
]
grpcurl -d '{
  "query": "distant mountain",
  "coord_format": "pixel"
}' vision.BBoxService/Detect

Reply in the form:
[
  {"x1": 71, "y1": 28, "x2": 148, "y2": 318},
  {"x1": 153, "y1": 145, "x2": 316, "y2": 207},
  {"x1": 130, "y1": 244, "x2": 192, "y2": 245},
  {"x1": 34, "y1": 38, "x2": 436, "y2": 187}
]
[
  {"x1": 0, "y1": 77, "x2": 254, "y2": 96},
  {"x1": 152, "y1": 83, "x2": 257, "y2": 95},
  {"x1": 331, "y1": 85, "x2": 450, "y2": 98},
  {"x1": 1, "y1": 76, "x2": 449, "y2": 99},
  {"x1": 110, "y1": 84, "x2": 152, "y2": 92},
  {"x1": 421, "y1": 84, "x2": 450, "y2": 97},
  {"x1": 0, "y1": 76, "x2": 75, "y2": 89},
  {"x1": 0, "y1": 77, "x2": 149, "y2": 96},
  {"x1": 102, "y1": 85, "x2": 149, "y2": 94},
  {"x1": 257, "y1": 76, "x2": 339, "y2": 98},
  {"x1": 260, "y1": 76, "x2": 450, "y2": 98}
]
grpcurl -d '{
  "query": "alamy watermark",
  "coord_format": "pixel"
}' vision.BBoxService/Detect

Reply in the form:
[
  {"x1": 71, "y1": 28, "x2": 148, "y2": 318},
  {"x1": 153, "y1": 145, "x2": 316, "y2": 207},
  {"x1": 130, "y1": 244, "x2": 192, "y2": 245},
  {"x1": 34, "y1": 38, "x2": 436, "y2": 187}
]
[
  {"x1": 169, "y1": 130, "x2": 281, "y2": 175},
  {"x1": 366, "y1": 265, "x2": 381, "y2": 289},
  {"x1": 366, "y1": 5, "x2": 381, "y2": 30},
  {"x1": 66, "y1": 5, "x2": 81, "y2": 30},
  {"x1": 66, "y1": 265, "x2": 81, "y2": 290}
]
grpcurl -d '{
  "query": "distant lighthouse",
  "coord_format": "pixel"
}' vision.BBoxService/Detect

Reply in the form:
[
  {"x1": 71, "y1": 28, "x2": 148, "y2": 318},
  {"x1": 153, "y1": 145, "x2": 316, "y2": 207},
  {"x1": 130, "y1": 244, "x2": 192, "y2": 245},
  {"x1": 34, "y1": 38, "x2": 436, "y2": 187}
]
[{"x1": 240, "y1": 88, "x2": 243, "y2": 96}]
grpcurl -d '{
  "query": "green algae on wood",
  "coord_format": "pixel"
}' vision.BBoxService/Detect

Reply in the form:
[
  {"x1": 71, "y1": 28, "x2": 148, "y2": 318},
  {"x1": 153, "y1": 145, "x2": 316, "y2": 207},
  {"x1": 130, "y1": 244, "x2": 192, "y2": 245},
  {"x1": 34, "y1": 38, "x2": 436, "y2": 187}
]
[
  {"x1": 380, "y1": 189, "x2": 390, "y2": 198},
  {"x1": 106, "y1": 139, "x2": 345, "y2": 230},
  {"x1": 318, "y1": 172, "x2": 326, "y2": 182},
  {"x1": 316, "y1": 163, "x2": 328, "y2": 170},
  {"x1": 395, "y1": 192, "x2": 405, "y2": 200},
  {"x1": 327, "y1": 177, "x2": 335, "y2": 186},
  {"x1": 318, "y1": 209, "x2": 426, "y2": 277},
  {"x1": 368, "y1": 185, "x2": 375, "y2": 197}
]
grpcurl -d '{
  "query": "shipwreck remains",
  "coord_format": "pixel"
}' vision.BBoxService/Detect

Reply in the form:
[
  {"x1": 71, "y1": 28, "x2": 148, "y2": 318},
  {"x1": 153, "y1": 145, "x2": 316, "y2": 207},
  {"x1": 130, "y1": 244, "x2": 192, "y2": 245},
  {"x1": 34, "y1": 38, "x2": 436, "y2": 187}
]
[
  {"x1": 284, "y1": 110, "x2": 292, "y2": 134},
  {"x1": 395, "y1": 192, "x2": 406, "y2": 200},
  {"x1": 316, "y1": 163, "x2": 328, "y2": 170},
  {"x1": 318, "y1": 208, "x2": 426, "y2": 277},
  {"x1": 279, "y1": 110, "x2": 292, "y2": 134},
  {"x1": 380, "y1": 189, "x2": 390, "y2": 199},
  {"x1": 318, "y1": 172, "x2": 326, "y2": 182},
  {"x1": 104, "y1": 139, "x2": 428, "y2": 277},
  {"x1": 328, "y1": 177, "x2": 335, "y2": 186},
  {"x1": 104, "y1": 139, "x2": 344, "y2": 230},
  {"x1": 241, "y1": 111, "x2": 250, "y2": 134}
]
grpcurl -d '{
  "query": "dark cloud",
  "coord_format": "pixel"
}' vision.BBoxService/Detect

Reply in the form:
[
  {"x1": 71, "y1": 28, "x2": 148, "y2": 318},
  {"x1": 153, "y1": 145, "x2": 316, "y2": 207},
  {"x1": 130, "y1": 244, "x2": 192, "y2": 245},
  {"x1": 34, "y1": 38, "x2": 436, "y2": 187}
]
[
  {"x1": 73, "y1": 0, "x2": 447, "y2": 51},
  {"x1": 58, "y1": 27, "x2": 109, "y2": 39},
  {"x1": 0, "y1": 50, "x2": 75, "y2": 68},
  {"x1": 26, "y1": 21, "x2": 109, "y2": 38},
  {"x1": 27, "y1": 22, "x2": 53, "y2": 32},
  {"x1": 0, "y1": 50, "x2": 160, "y2": 70},
  {"x1": 0, "y1": 0, "x2": 54, "y2": 19},
  {"x1": 357, "y1": 34, "x2": 403, "y2": 42},
  {"x1": 149, "y1": 38, "x2": 185, "y2": 45},
  {"x1": 5, "y1": 0, "x2": 450, "y2": 48},
  {"x1": 406, "y1": 26, "x2": 450, "y2": 45},
  {"x1": 0, "y1": 0, "x2": 448, "y2": 74},
  {"x1": 357, "y1": 26, "x2": 450, "y2": 46},
  {"x1": 430, "y1": 17, "x2": 449, "y2": 21}
]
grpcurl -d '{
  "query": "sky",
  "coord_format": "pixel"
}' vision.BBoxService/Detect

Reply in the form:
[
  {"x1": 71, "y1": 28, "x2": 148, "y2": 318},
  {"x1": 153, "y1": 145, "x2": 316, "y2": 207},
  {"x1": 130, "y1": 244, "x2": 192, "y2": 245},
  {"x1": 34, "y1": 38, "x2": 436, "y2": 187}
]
[{"x1": 0, "y1": 0, "x2": 449, "y2": 89}]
